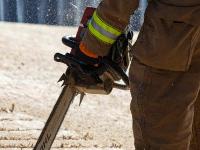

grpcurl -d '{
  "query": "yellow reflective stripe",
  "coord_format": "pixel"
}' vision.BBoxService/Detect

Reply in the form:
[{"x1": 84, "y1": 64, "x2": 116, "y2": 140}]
[
  {"x1": 91, "y1": 19, "x2": 117, "y2": 40},
  {"x1": 93, "y1": 11, "x2": 121, "y2": 36},
  {"x1": 89, "y1": 23, "x2": 115, "y2": 44}
]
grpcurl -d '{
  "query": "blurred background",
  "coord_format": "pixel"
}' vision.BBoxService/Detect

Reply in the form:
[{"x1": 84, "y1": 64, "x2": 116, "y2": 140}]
[{"x1": 0, "y1": 0, "x2": 147, "y2": 30}]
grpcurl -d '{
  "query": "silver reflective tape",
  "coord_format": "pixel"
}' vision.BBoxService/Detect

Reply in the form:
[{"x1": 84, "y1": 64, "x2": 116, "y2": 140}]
[{"x1": 90, "y1": 19, "x2": 118, "y2": 40}]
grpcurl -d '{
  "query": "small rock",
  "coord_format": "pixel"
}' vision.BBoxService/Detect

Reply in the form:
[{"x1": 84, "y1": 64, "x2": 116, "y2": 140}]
[
  {"x1": 82, "y1": 132, "x2": 93, "y2": 140},
  {"x1": 9, "y1": 103, "x2": 15, "y2": 113}
]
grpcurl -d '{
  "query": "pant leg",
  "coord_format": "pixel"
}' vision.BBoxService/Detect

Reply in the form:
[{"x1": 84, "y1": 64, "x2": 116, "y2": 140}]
[
  {"x1": 190, "y1": 93, "x2": 200, "y2": 150},
  {"x1": 129, "y1": 60, "x2": 148, "y2": 150},
  {"x1": 129, "y1": 59, "x2": 200, "y2": 150},
  {"x1": 190, "y1": 41, "x2": 200, "y2": 150}
]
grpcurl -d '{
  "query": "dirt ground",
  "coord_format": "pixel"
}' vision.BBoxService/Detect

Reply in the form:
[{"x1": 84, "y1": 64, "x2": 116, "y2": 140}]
[{"x1": 0, "y1": 22, "x2": 137, "y2": 150}]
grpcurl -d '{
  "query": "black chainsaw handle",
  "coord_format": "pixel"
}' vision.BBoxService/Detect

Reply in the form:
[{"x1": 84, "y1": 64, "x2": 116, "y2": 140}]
[
  {"x1": 62, "y1": 36, "x2": 79, "y2": 49},
  {"x1": 54, "y1": 53, "x2": 129, "y2": 90}
]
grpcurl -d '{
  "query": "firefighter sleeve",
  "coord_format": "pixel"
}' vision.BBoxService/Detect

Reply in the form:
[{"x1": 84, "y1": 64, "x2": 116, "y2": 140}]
[{"x1": 80, "y1": 0, "x2": 139, "y2": 57}]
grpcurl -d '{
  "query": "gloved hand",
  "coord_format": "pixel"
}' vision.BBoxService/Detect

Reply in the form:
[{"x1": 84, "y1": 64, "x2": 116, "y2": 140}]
[
  {"x1": 62, "y1": 30, "x2": 133, "y2": 82},
  {"x1": 57, "y1": 34, "x2": 131, "y2": 89},
  {"x1": 62, "y1": 30, "x2": 133, "y2": 68},
  {"x1": 108, "y1": 31, "x2": 133, "y2": 71}
]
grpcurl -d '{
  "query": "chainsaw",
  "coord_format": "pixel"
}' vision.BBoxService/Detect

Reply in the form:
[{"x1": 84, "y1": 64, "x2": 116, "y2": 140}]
[{"x1": 34, "y1": 7, "x2": 132, "y2": 150}]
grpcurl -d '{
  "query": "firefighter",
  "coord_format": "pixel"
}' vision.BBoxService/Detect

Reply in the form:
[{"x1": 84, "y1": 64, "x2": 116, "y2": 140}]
[{"x1": 78, "y1": 0, "x2": 200, "y2": 149}]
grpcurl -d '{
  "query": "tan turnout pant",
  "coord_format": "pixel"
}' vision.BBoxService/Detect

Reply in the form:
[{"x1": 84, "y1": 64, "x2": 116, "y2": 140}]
[
  {"x1": 129, "y1": 58, "x2": 200, "y2": 150},
  {"x1": 129, "y1": 20, "x2": 200, "y2": 149}
]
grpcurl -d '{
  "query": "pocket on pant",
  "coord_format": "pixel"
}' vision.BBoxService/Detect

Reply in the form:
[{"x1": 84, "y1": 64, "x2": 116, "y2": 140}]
[
  {"x1": 132, "y1": 10, "x2": 199, "y2": 71},
  {"x1": 129, "y1": 60, "x2": 152, "y2": 113}
]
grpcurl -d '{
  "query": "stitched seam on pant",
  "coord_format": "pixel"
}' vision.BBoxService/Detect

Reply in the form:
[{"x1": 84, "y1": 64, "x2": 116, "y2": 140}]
[
  {"x1": 137, "y1": 65, "x2": 151, "y2": 150},
  {"x1": 193, "y1": 90, "x2": 200, "y2": 149},
  {"x1": 135, "y1": 75, "x2": 145, "y2": 149},
  {"x1": 142, "y1": 68, "x2": 153, "y2": 150}
]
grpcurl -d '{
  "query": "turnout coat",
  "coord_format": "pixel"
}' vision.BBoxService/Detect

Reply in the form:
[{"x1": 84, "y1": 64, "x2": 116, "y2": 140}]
[{"x1": 81, "y1": 0, "x2": 200, "y2": 71}]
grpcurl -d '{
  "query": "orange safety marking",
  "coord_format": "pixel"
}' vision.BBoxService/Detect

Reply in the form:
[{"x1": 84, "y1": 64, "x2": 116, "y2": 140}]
[{"x1": 79, "y1": 42, "x2": 98, "y2": 58}]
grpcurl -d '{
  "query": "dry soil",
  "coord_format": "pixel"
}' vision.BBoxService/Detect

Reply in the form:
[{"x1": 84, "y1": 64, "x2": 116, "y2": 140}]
[{"x1": 0, "y1": 22, "x2": 137, "y2": 150}]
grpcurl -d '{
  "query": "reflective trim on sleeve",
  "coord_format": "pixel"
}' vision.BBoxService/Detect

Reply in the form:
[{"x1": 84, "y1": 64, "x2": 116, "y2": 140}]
[
  {"x1": 91, "y1": 19, "x2": 117, "y2": 40},
  {"x1": 93, "y1": 11, "x2": 121, "y2": 36},
  {"x1": 88, "y1": 11, "x2": 122, "y2": 44},
  {"x1": 89, "y1": 23, "x2": 115, "y2": 44}
]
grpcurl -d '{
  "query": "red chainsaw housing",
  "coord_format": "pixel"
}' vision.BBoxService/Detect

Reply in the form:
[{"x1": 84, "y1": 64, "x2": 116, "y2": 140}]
[{"x1": 71, "y1": 7, "x2": 96, "y2": 55}]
